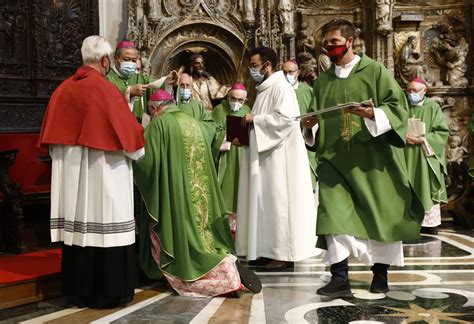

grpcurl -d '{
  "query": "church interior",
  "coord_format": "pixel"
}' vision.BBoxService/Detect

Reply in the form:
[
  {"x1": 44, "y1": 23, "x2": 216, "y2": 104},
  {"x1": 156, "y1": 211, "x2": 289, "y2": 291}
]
[{"x1": 1, "y1": 0, "x2": 474, "y2": 322}]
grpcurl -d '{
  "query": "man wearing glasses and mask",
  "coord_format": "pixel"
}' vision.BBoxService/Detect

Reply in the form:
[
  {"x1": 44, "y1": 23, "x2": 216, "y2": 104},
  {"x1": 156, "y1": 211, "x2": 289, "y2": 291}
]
[{"x1": 235, "y1": 47, "x2": 320, "y2": 271}]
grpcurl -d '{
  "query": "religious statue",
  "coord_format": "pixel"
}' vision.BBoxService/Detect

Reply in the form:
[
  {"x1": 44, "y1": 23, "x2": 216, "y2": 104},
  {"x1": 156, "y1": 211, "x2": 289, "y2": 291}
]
[
  {"x1": 278, "y1": 0, "x2": 294, "y2": 36},
  {"x1": 297, "y1": 51, "x2": 317, "y2": 84},
  {"x1": 431, "y1": 36, "x2": 469, "y2": 87},
  {"x1": 352, "y1": 28, "x2": 366, "y2": 55},
  {"x1": 376, "y1": 0, "x2": 393, "y2": 35},
  {"x1": 446, "y1": 135, "x2": 468, "y2": 164},
  {"x1": 148, "y1": 0, "x2": 160, "y2": 21},
  {"x1": 317, "y1": 53, "x2": 331, "y2": 74},
  {"x1": 296, "y1": 28, "x2": 315, "y2": 54},
  {"x1": 242, "y1": 0, "x2": 255, "y2": 25},
  {"x1": 398, "y1": 36, "x2": 426, "y2": 85},
  {"x1": 446, "y1": 39, "x2": 469, "y2": 87}
]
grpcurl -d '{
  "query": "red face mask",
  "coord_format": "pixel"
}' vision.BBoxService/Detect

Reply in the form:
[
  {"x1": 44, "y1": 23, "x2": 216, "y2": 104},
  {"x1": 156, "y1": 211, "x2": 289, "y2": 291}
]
[{"x1": 325, "y1": 44, "x2": 348, "y2": 64}]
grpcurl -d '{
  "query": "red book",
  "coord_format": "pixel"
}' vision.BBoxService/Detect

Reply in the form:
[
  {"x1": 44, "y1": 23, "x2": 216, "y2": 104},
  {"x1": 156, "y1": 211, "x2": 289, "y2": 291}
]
[{"x1": 226, "y1": 115, "x2": 250, "y2": 146}]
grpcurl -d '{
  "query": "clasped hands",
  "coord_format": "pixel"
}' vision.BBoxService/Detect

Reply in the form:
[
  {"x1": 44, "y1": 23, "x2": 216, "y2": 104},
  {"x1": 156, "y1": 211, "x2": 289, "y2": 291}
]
[{"x1": 406, "y1": 134, "x2": 424, "y2": 145}]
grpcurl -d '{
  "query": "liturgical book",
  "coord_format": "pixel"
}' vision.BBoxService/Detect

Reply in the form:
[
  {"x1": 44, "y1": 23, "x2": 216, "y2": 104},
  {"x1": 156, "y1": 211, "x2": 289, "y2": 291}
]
[{"x1": 226, "y1": 115, "x2": 250, "y2": 146}]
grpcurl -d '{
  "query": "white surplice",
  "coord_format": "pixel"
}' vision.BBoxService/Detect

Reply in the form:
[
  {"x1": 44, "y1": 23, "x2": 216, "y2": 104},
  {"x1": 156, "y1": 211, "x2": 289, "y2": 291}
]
[
  {"x1": 236, "y1": 71, "x2": 319, "y2": 262},
  {"x1": 50, "y1": 144, "x2": 145, "y2": 248}
]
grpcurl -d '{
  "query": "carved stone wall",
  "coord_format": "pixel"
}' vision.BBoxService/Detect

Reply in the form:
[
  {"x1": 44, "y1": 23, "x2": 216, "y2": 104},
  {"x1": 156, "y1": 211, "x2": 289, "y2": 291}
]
[
  {"x1": 0, "y1": 0, "x2": 99, "y2": 132},
  {"x1": 124, "y1": 0, "x2": 473, "y2": 224}
]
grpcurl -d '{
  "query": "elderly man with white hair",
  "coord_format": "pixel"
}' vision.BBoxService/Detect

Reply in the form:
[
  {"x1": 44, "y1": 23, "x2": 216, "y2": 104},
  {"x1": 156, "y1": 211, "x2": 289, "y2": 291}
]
[
  {"x1": 212, "y1": 83, "x2": 252, "y2": 230},
  {"x1": 134, "y1": 90, "x2": 261, "y2": 297},
  {"x1": 39, "y1": 35, "x2": 145, "y2": 308}
]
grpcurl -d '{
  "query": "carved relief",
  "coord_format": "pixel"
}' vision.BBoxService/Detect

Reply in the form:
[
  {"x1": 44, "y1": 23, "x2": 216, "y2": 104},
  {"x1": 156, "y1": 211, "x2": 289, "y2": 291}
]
[
  {"x1": 427, "y1": 11, "x2": 469, "y2": 88},
  {"x1": 376, "y1": 0, "x2": 394, "y2": 36},
  {"x1": 0, "y1": 0, "x2": 99, "y2": 132},
  {"x1": 394, "y1": 32, "x2": 427, "y2": 85},
  {"x1": 299, "y1": 0, "x2": 362, "y2": 10}
]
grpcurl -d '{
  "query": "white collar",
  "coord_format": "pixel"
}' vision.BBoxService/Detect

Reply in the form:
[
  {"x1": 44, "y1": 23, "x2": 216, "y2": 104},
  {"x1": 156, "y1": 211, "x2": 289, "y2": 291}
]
[{"x1": 334, "y1": 55, "x2": 361, "y2": 78}]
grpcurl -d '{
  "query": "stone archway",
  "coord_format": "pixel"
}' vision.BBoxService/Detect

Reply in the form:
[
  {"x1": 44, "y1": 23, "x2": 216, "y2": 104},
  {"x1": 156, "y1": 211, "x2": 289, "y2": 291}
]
[{"x1": 149, "y1": 22, "x2": 248, "y2": 86}]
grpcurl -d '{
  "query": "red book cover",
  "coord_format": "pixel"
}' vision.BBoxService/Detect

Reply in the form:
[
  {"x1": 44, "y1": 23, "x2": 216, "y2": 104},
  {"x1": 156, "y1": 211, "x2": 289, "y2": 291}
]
[{"x1": 226, "y1": 115, "x2": 250, "y2": 146}]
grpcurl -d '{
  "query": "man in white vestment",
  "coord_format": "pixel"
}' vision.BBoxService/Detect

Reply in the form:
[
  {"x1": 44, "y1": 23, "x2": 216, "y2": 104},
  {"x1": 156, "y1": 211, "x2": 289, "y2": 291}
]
[
  {"x1": 38, "y1": 35, "x2": 145, "y2": 308},
  {"x1": 235, "y1": 46, "x2": 319, "y2": 271}
]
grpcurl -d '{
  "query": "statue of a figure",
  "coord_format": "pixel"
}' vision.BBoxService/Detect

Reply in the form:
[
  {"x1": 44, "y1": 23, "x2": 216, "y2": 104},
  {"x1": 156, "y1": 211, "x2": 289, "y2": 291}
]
[
  {"x1": 296, "y1": 29, "x2": 315, "y2": 54},
  {"x1": 297, "y1": 52, "x2": 317, "y2": 84},
  {"x1": 446, "y1": 135, "x2": 468, "y2": 164},
  {"x1": 278, "y1": 0, "x2": 294, "y2": 36},
  {"x1": 352, "y1": 28, "x2": 366, "y2": 54},
  {"x1": 242, "y1": 0, "x2": 255, "y2": 24},
  {"x1": 317, "y1": 53, "x2": 331, "y2": 74},
  {"x1": 376, "y1": 0, "x2": 393, "y2": 35},
  {"x1": 148, "y1": 0, "x2": 160, "y2": 20},
  {"x1": 398, "y1": 36, "x2": 426, "y2": 85},
  {"x1": 431, "y1": 36, "x2": 469, "y2": 87},
  {"x1": 446, "y1": 40, "x2": 469, "y2": 87}
]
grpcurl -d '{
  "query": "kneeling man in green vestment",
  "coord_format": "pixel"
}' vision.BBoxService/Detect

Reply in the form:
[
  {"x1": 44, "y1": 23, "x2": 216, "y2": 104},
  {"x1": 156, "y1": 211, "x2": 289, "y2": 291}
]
[
  {"x1": 134, "y1": 90, "x2": 261, "y2": 297},
  {"x1": 303, "y1": 19, "x2": 424, "y2": 297},
  {"x1": 404, "y1": 77, "x2": 449, "y2": 235}
]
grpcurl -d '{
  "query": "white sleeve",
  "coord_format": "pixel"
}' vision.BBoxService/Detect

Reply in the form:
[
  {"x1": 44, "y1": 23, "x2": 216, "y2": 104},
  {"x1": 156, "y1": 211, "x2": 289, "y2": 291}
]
[
  {"x1": 363, "y1": 107, "x2": 392, "y2": 137},
  {"x1": 303, "y1": 124, "x2": 319, "y2": 146},
  {"x1": 123, "y1": 147, "x2": 145, "y2": 161}
]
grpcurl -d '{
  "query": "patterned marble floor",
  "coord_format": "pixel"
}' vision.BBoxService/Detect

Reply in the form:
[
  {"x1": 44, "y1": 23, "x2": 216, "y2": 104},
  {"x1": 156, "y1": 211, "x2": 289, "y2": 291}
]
[{"x1": 2, "y1": 229, "x2": 474, "y2": 323}]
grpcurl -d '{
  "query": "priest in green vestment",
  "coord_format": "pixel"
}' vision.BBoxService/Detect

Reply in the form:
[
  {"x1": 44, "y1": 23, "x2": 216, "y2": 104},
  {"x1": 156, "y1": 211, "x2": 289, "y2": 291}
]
[
  {"x1": 404, "y1": 77, "x2": 449, "y2": 235},
  {"x1": 282, "y1": 59, "x2": 318, "y2": 188},
  {"x1": 134, "y1": 90, "x2": 261, "y2": 297},
  {"x1": 302, "y1": 19, "x2": 424, "y2": 297},
  {"x1": 177, "y1": 73, "x2": 220, "y2": 151},
  {"x1": 106, "y1": 41, "x2": 152, "y2": 122},
  {"x1": 212, "y1": 83, "x2": 251, "y2": 221}
]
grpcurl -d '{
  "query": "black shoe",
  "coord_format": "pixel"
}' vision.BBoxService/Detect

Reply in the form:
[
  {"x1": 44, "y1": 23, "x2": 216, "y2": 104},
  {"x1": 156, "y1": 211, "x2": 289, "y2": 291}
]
[
  {"x1": 370, "y1": 273, "x2": 389, "y2": 293},
  {"x1": 420, "y1": 226, "x2": 438, "y2": 235},
  {"x1": 248, "y1": 257, "x2": 272, "y2": 266},
  {"x1": 236, "y1": 261, "x2": 262, "y2": 293},
  {"x1": 316, "y1": 277, "x2": 352, "y2": 297}
]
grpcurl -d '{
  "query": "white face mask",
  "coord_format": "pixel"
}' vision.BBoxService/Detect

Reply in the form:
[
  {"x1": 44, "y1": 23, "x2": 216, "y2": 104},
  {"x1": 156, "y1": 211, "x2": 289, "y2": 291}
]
[
  {"x1": 229, "y1": 101, "x2": 243, "y2": 111},
  {"x1": 285, "y1": 74, "x2": 297, "y2": 86},
  {"x1": 249, "y1": 67, "x2": 264, "y2": 83}
]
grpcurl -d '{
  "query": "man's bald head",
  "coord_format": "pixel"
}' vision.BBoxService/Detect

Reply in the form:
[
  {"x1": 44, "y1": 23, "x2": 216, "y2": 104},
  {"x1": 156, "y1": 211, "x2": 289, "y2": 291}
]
[
  {"x1": 282, "y1": 60, "x2": 299, "y2": 73},
  {"x1": 229, "y1": 89, "x2": 247, "y2": 102},
  {"x1": 179, "y1": 73, "x2": 193, "y2": 89}
]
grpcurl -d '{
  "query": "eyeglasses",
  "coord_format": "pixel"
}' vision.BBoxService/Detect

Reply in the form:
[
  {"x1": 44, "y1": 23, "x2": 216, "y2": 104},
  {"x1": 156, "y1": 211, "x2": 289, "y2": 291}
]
[{"x1": 229, "y1": 97, "x2": 246, "y2": 103}]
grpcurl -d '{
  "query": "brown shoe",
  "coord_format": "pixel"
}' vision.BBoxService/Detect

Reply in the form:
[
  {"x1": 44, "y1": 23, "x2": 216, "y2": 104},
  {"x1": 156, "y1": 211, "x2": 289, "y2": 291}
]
[{"x1": 264, "y1": 260, "x2": 288, "y2": 271}]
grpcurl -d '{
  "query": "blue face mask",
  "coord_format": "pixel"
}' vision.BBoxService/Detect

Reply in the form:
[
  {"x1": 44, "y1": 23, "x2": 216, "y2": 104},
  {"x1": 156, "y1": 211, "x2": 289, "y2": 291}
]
[
  {"x1": 180, "y1": 88, "x2": 192, "y2": 101},
  {"x1": 119, "y1": 61, "x2": 137, "y2": 78},
  {"x1": 249, "y1": 67, "x2": 264, "y2": 83},
  {"x1": 408, "y1": 91, "x2": 423, "y2": 104},
  {"x1": 285, "y1": 74, "x2": 297, "y2": 86}
]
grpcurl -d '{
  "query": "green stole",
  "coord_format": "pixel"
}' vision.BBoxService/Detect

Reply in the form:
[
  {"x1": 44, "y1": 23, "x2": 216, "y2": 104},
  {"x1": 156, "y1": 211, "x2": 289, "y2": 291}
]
[{"x1": 106, "y1": 68, "x2": 153, "y2": 121}]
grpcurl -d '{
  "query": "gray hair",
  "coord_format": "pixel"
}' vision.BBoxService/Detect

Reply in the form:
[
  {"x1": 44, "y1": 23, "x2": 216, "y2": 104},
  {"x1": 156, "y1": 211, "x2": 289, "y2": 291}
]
[{"x1": 81, "y1": 35, "x2": 113, "y2": 64}]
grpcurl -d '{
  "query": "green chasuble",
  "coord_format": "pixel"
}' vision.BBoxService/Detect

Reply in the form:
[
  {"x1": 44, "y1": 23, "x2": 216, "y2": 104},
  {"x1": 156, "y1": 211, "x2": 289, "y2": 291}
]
[
  {"x1": 405, "y1": 98, "x2": 449, "y2": 211},
  {"x1": 178, "y1": 98, "x2": 220, "y2": 154},
  {"x1": 134, "y1": 105, "x2": 235, "y2": 281},
  {"x1": 212, "y1": 100, "x2": 251, "y2": 213},
  {"x1": 309, "y1": 54, "x2": 424, "y2": 246},
  {"x1": 106, "y1": 68, "x2": 153, "y2": 121},
  {"x1": 295, "y1": 82, "x2": 318, "y2": 186}
]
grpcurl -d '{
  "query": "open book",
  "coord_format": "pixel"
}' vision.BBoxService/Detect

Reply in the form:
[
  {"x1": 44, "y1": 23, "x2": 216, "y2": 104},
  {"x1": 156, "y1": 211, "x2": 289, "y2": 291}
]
[
  {"x1": 294, "y1": 99, "x2": 373, "y2": 120},
  {"x1": 407, "y1": 117, "x2": 434, "y2": 157}
]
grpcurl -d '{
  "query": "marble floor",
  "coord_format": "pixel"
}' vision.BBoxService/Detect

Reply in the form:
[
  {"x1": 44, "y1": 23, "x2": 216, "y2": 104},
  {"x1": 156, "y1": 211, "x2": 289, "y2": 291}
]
[{"x1": 2, "y1": 229, "x2": 474, "y2": 323}]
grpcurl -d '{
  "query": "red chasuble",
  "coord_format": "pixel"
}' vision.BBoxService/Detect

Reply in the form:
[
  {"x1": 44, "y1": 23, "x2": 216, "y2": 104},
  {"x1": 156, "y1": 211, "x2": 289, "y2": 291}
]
[{"x1": 38, "y1": 66, "x2": 144, "y2": 152}]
